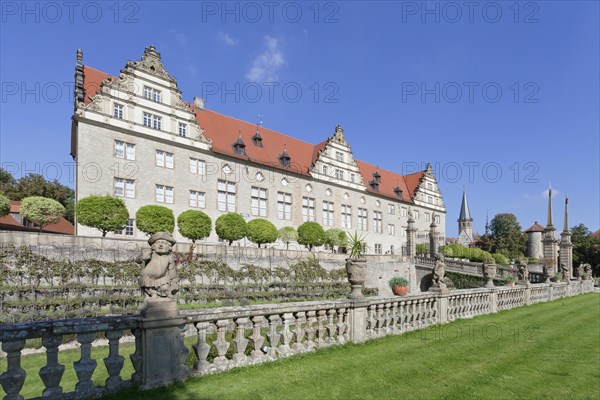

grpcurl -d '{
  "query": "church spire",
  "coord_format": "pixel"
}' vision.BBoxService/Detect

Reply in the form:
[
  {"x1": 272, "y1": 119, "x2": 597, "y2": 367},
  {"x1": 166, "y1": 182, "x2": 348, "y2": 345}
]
[
  {"x1": 458, "y1": 189, "x2": 472, "y2": 222},
  {"x1": 547, "y1": 184, "x2": 553, "y2": 227}
]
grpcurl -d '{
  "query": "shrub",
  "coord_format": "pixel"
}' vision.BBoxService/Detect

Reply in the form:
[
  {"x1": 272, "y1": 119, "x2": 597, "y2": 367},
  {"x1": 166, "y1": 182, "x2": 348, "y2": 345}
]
[
  {"x1": 20, "y1": 196, "x2": 65, "y2": 231},
  {"x1": 215, "y1": 213, "x2": 247, "y2": 245},
  {"x1": 388, "y1": 277, "x2": 408, "y2": 287},
  {"x1": 492, "y1": 253, "x2": 509, "y2": 266},
  {"x1": 325, "y1": 228, "x2": 348, "y2": 252},
  {"x1": 297, "y1": 222, "x2": 326, "y2": 250},
  {"x1": 135, "y1": 205, "x2": 174, "y2": 235},
  {"x1": 177, "y1": 210, "x2": 212, "y2": 244},
  {"x1": 246, "y1": 218, "x2": 278, "y2": 248},
  {"x1": 75, "y1": 195, "x2": 129, "y2": 237},
  {"x1": 278, "y1": 226, "x2": 298, "y2": 249},
  {"x1": 503, "y1": 273, "x2": 517, "y2": 283},
  {"x1": 0, "y1": 193, "x2": 10, "y2": 217},
  {"x1": 416, "y1": 243, "x2": 429, "y2": 255}
]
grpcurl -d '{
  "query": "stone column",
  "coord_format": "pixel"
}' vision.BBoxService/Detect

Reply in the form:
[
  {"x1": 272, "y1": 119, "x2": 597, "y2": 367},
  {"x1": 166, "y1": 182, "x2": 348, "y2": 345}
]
[
  {"x1": 406, "y1": 208, "x2": 416, "y2": 261},
  {"x1": 429, "y1": 218, "x2": 437, "y2": 259},
  {"x1": 348, "y1": 299, "x2": 370, "y2": 343},
  {"x1": 437, "y1": 294, "x2": 449, "y2": 324}
]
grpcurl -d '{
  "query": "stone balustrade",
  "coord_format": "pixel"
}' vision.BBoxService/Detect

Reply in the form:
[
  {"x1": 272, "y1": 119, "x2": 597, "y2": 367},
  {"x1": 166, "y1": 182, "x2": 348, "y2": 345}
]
[{"x1": 0, "y1": 280, "x2": 595, "y2": 400}]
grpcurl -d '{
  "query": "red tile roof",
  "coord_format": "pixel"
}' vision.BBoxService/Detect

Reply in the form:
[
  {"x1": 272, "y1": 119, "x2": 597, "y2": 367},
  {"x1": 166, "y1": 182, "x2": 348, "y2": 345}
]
[
  {"x1": 1, "y1": 201, "x2": 74, "y2": 235},
  {"x1": 592, "y1": 230, "x2": 600, "y2": 241},
  {"x1": 525, "y1": 222, "x2": 545, "y2": 233},
  {"x1": 83, "y1": 66, "x2": 428, "y2": 204}
]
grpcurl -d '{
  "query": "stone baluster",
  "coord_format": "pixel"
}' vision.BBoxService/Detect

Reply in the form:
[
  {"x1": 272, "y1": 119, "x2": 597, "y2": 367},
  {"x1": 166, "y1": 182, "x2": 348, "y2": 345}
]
[
  {"x1": 0, "y1": 339, "x2": 26, "y2": 400},
  {"x1": 325, "y1": 309, "x2": 337, "y2": 344},
  {"x1": 383, "y1": 303, "x2": 392, "y2": 334},
  {"x1": 416, "y1": 300, "x2": 424, "y2": 328},
  {"x1": 409, "y1": 300, "x2": 417, "y2": 330},
  {"x1": 267, "y1": 315, "x2": 280, "y2": 357},
  {"x1": 388, "y1": 303, "x2": 398, "y2": 333},
  {"x1": 375, "y1": 304, "x2": 384, "y2": 336},
  {"x1": 316, "y1": 310, "x2": 327, "y2": 346},
  {"x1": 366, "y1": 305, "x2": 376, "y2": 337},
  {"x1": 193, "y1": 322, "x2": 212, "y2": 371},
  {"x1": 304, "y1": 311, "x2": 317, "y2": 349},
  {"x1": 292, "y1": 312, "x2": 306, "y2": 352},
  {"x1": 233, "y1": 318, "x2": 249, "y2": 363},
  {"x1": 248, "y1": 316, "x2": 265, "y2": 360},
  {"x1": 213, "y1": 320, "x2": 230, "y2": 366},
  {"x1": 103, "y1": 330, "x2": 124, "y2": 392},
  {"x1": 342, "y1": 308, "x2": 350, "y2": 342},
  {"x1": 336, "y1": 308, "x2": 347, "y2": 344},
  {"x1": 74, "y1": 332, "x2": 97, "y2": 399},
  {"x1": 129, "y1": 328, "x2": 143, "y2": 385},
  {"x1": 39, "y1": 335, "x2": 65, "y2": 399},
  {"x1": 280, "y1": 313, "x2": 294, "y2": 355}
]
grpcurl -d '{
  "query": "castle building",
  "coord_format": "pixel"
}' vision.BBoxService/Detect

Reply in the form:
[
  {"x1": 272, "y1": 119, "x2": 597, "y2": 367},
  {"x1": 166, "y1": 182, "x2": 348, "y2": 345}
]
[
  {"x1": 457, "y1": 189, "x2": 474, "y2": 247},
  {"x1": 70, "y1": 46, "x2": 446, "y2": 253},
  {"x1": 524, "y1": 221, "x2": 544, "y2": 260}
]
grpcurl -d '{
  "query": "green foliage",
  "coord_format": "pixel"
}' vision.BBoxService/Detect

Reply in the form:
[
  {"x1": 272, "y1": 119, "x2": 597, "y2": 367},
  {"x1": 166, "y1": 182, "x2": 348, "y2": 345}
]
[
  {"x1": 487, "y1": 213, "x2": 527, "y2": 259},
  {"x1": 492, "y1": 253, "x2": 509, "y2": 266},
  {"x1": 246, "y1": 219, "x2": 278, "y2": 247},
  {"x1": 388, "y1": 277, "x2": 408, "y2": 287},
  {"x1": 20, "y1": 196, "x2": 65, "y2": 230},
  {"x1": 325, "y1": 228, "x2": 348, "y2": 251},
  {"x1": 552, "y1": 273, "x2": 562, "y2": 282},
  {"x1": 135, "y1": 205, "x2": 174, "y2": 235},
  {"x1": 177, "y1": 210, "x2": 212, "y2": 243},
  {"x1": 215, "y1": 213, "x2": 247, "y2": 245},
  {"x1": 347, "y1": 231, "x2": 367, "y2": 259},
  {"x1": 297, "y1": 222, "x2": 326, "y2": 250},
  {"x1": 571, "y1": 224, "x2": 600, "y2": 276},
  {"x1": 503, "y1": 273, "x2": 517, "y2": 283},
  {"x1": 416, "y1": 243, "x2": 429, "y2": 255},
  {"x1": 75, "y1": 195, "x2": 129, "y2": 237},
  {"x1": 442, "y1": 243, "x2": 496, "y2": 263},
  {"x1": 278, "y1": 226, "x2": 298, "y2": 249},
  {"x1": 0, "y1": 193, "x2": 10, "y2": 217}
]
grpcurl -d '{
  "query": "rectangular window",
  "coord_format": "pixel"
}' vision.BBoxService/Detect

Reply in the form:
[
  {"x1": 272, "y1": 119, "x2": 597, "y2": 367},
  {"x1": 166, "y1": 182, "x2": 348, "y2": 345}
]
[
  {"x1": 425, "y1": 213, "x2": 431, "y2": 222},
  {"x1": 350, "y1": 173, "x2": 355, "y2": 183},
  {"x1": 388, "y1": 224, "x2": 395, "y2": 235},
  {"x1": 143, "y1": 112, "x2": 162, "y2": 130},
  {"x1": 428, "y1": 183, "x2": 433, "y2": 190},
  {"x1": 114, "y1": 178, "x2": 135, "y2": 198},
  {"x1": 358, "y1": 208, "x2": 368, "y2": 231},
  {"x1": 277, "y1": 192, "x2": 292, "y2": 221},
  {"x1": 401, "y1": 207, "x2": 407, "y2": 217},
  {"x1": 435, "y1": 215, "x2": 440, "y2": 224},
  {"x1": 335, "y1": 169, "x2": 344, "y2": 180},
  {"x1": 427, "y1": 195, "x2": 433, "y2": 204},
  {"x1": 156, "y1": 150, "x2": 174, "y2": 168},
  {"x1": 115, "y1": 218, "x2": 134, "y2": 236},
  {"x1": 155, "y1": 184, "x2": 174, "y2": 204},
  {"x1": 178, "y1": 123, "x2": 187, "y2": 137},
  {"x1": 388, "y1": 204, "x2": 395, "y2": 215},
  {"x1": 114, "y1": 140, "x2": 135, "y2": 160},
  {"x1": 374, "y1": 244, "x2": 382, "y2": 254},
  {"x1": 144, "y1": 86, "x2": 162, "y2": 102},
  {"x1": 341, "y1": 204, "x2": 352, "y2": 229},
  {"x1": 251, "y1": 187, "x2": 268, "y2": 217},
  {"x1": 114, "y1": 103, "x2": 124, "y2": 119},
  {"x1": 302, "y1": 197, "x2": 315, "y2": 222},
  {"x1": 373, "y1": 211, "x2": 383, "y2": 233},
  {"x1": 189, "y1": 158, "x2": 206, "y2": 175},
  {"x1": 322, "y1": 165, "x2": 328, "y2": 175},
  {"x1": 402, "y1": 228, "x2": 406, "y2": 237},
  {"x1": 322, "y1": 201, "x2": 334, "y2": 227},
  {"x1": 217, "y1": 180, "x2": 236, "y2": 212},
  {"x1": 189, "y1": 190, "x2": 206, "y2": 208},
  {"x1": 335, "y1": 151, "x2": 344, "y2": 162},
  {"x1": 414, "y1": 210, "x2": 420, "y2": 220}
]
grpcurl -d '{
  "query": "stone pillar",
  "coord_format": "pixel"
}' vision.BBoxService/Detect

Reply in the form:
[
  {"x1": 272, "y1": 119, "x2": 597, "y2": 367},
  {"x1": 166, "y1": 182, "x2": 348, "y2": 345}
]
[
  {"x1": 429, "y1": 219, "x2": 437, "y2": 258},
  {"x1": 348, "y1": 299, "x2": 370, "y2": 343},
  {"x1": 524, "y1": 286, "x2": 531, "y2": 305},
  {"x1": 406, "y1": 208, "x2": 416, "y2": 261},
  {"x1": 437, "y1": 294, "x2": 449, "y2": 324},
  {"x1": 489, "y1": 290, "x2": 498, "y2": 313}
]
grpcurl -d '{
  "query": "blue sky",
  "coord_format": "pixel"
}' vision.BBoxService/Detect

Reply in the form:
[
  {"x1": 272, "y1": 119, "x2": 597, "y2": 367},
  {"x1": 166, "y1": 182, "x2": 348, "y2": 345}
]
[{"x1": 1, "y1": 1, "x2": 598, "y2": 235}]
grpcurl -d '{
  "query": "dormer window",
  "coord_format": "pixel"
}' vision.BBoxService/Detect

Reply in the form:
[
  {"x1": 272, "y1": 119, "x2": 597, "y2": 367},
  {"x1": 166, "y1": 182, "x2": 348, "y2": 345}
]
[
  {"x1": 279, "y1": 145, "x2": 291, "y2": 167},
  {"x1": 394, "y1": 185, "x2": 403, "y2": 198},
  {"x1": 252, "y1": 127, "x2": 263, "y2": 147},
  {"x1": 233, "y1": 135, "x2": 246, "y2": 155},
  {"x1": 373, "y1": 171, "x2": 381, "y2": 184}
]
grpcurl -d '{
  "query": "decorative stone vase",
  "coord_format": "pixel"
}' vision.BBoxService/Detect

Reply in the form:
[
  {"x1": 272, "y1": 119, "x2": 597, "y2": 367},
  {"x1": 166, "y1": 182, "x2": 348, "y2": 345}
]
[
  {"x1": 483, "y1": 263, "x2": 496, "y2": 288},
  {"x1": 345, "y1": 258, "x2": 367, "y2": 299},
  {"x1": 392, "y1": 285, "x2": 408, "y2": 296}
]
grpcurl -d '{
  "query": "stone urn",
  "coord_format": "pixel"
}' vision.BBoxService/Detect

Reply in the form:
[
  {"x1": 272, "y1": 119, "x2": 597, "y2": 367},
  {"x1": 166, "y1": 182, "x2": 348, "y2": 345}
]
[
  {"x1": 345, "y1": 258, "x2": 367, "y2": 299},
  {"x1": 483, "y1": 263, "x2": 496, "y2": 289}
]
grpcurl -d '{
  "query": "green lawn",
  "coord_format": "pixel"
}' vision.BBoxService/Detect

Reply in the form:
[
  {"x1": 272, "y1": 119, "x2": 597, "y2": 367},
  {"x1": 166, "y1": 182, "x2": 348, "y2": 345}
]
[{"x1": 3, "y1": 293, "x2": 599, "y2": 400}]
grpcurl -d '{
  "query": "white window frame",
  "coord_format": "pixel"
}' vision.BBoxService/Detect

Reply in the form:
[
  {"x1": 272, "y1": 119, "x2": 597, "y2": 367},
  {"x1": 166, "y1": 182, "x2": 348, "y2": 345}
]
[
  {"x1": 217, "y1": 180, "x2": 236, "y2": 212},
  {"x1": 302, "y1": 197, "x2": 315, "y2": 222},
  {"x1": 388, "y1": 224, "x2": 395, "y2": 235},
  {"x1": 189, "y1": 158, "x2": 206, "y2": 175},
  {"x1": 358, "y1": 208, "x2": 368, "y2": 231},
  {"x1": 189, "y1": 190, "x2": 206, "y2": 208},
  {"x1": 143, "y1": 112, "x2": 162, "y2": 130},
  {"x1": 277, "y1": 192, "x2": 292, "y2": 221},
  {"x1": 335, "y1": 151, "x2": 344, "y2": 162},
  {"x1": 155, "y1": 184, "x2": 174, "y2": 204},
  {"x1": 322, "y1": 201, "x2": 334, "y2": 227},
  {"x1": 335, "y1": 169, "x2": 344, "y2": 180},
  {"x1": 251, "y1": 187, "x2": 268, "y2": 217},
  {"x1": 373, "y1": 211, "x2": 383, "y2": 233},
  {"x1": 388, "y1": 204, "x2": 395, "y2": 215},
  {"x1": 114, "y1": 178, "x2": 135, "y2": 198},
  {"x1": 341, "y1": 204, "x2": 352, "y2": 229},
  {"x1": 113, "y1": 103, "x2": 124, "y2": 119},
  {"x1": 144, "y1": 86, "x2": 162, "y2": 102},
  {"x1": 178, "y1": 122, "x2": 187, "y2": 137}
]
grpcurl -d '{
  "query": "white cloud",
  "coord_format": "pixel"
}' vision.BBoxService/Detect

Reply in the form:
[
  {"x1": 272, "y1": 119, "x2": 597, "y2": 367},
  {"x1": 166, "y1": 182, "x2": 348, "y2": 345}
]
[
  {"x1": 245, "y1": 35, "x2": 285, "y2": 82},
  {"x1": 218, "y1": 32, "x2": 238, "y2": 47},
  {"x1": 542, "y1": 188, "x2": 560, "y2": 198}
]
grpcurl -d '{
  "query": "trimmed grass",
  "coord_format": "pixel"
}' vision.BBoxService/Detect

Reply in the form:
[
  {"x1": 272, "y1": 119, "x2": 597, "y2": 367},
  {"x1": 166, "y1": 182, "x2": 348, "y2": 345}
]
[{"x1": 3, "y1": 294, "x2": 599, "y2": 399}]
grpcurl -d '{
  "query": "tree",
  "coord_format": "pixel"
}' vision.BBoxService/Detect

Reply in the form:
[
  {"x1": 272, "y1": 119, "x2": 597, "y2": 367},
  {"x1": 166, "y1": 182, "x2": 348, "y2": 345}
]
[
  {"x1": 488, "y1": 213, "x2": 527, "y2": 260},
  {"x1": 135, "y1": 205, "x2": 174, "y2": 235},
  {"x1": 297, "y1": 222, "x2": 326, "y2": 251},
  {"x1": 246, "y1": 219, "x2": 278, "y2": 248},
  {"x1": 278, "y1": 226, "x2": 298, "y2": 249},
  {"x1": 0, "y1": 193, "x2": 10, "y2": 217},
  {"x1": 215, "y1": 213, "x2": 247, "y2": 245},
  {"x1": 571, "y1": 224, "x2": 600, "y2": 275},
  {"x1": 325, "y1": 228, "x2": 348, "y2": 253},
  {"x1": 75, "y1": 195, "x2": 129, "y2": 237},
  {"x1": 177, "y1": 210, "x2": 212, "y2": 244},
  {"x1": 20, "y1": 196, "x2": 65, "y2": 231},
  {"x1": 416, "y1": 243, "x2": 429, "y2": 255}
]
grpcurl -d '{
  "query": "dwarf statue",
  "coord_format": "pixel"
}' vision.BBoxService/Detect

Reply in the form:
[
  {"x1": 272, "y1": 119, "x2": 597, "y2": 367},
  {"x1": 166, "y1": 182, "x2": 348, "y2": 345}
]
[{"x1": 138, "y1": 232, "x2": 178, "y2": 299}]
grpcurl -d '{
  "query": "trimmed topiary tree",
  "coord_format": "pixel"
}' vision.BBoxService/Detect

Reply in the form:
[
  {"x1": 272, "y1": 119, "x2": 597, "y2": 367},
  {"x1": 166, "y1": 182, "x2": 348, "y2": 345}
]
[
  {"x1": 177, "y1": 210, "x2": 212, "y2": 244},
  {"x1": 247, "y1": 218, "x2": 278, "y2": 248},
  {"x1": 0, "y1": 193, "x2": 10, "y2": 217},
  {"x1": 75, "y1": 195, "x2": 129, "y2": 237},
  {"x1": 326, "y1": 228, "x2": 348, "y2": 253},
  {"x1": 215, "y1": 212, "x2": 247, "y2": 245},
  {"x1": 135, "y1": 205, "x2": 174, "y2": 235},
  {"x1": 278, "y1": 226, "x2": 298, "y2": 249},
  {"x1": 297, "y1": 221, "x2": 326, "y2": 251},
  {"x1": 20, "y1": 196, "x2": 65, "y2": 232}
]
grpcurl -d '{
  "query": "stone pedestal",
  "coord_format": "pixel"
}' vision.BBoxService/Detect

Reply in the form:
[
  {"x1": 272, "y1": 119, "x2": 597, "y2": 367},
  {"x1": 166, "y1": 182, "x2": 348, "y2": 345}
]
[
  {"x1": 348, "y1": 299, "x2": 370, "y2": 343},
  {"x1": 141, "y1": 297, "x2": 179, "y2": 319}
]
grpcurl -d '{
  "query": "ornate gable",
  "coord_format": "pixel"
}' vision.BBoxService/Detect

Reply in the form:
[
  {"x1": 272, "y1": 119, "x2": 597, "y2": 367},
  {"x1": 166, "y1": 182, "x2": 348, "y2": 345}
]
[
  {"x1": 412, "y1": 163, "x2": 446, "y2": 211},
  {"x1": 310, "y1": 125, "x2": 366, "y2": 190}
]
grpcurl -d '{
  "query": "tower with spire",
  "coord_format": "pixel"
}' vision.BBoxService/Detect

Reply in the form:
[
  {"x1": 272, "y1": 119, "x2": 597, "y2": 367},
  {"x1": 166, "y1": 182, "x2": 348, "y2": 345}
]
[
  {"x1": 457, "y1": 189, "x2": 474, "y2": 247},
  {"x1": 542, "y1": 185, "x2": 559, "y2": 273},
  {"x1": 559, "y1": 195, "x2": 573, "y2": 279}
]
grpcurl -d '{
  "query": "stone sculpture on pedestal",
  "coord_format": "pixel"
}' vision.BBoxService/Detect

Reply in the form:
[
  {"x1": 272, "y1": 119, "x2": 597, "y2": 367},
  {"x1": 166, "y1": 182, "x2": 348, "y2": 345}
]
[{"x1": 429, "y1": 254, "x2": 449, "y2": 293}]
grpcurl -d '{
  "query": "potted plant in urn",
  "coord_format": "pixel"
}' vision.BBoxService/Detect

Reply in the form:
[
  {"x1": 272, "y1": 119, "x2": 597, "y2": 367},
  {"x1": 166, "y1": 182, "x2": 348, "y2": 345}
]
[
  {"x1": 552, "y1": 273, "x2": 562, "y2": 283},
  {"x1": 389, "y1": 277, "x2": 409, "y2": 296},
  {"x1": 503, "y1": 274, "x2": 517, "y2": 287},
  {"x1": 345, "y1": 231, "x2": 367, "y2": 299}
]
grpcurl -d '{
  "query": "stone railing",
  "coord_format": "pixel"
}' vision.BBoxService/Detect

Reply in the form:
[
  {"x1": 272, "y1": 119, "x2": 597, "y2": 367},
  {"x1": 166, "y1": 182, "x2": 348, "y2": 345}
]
[{"x1": 1, "y1": 280, "x2": 595, "y2": 399}]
